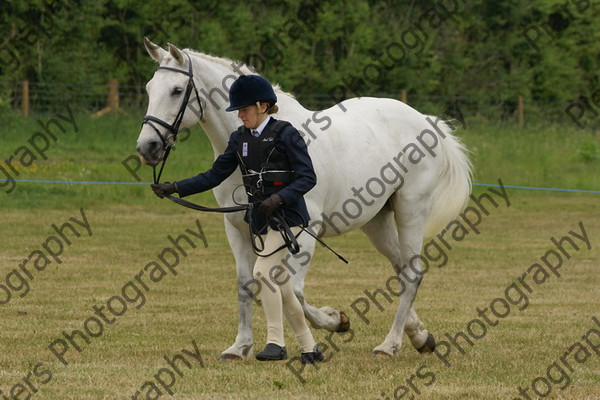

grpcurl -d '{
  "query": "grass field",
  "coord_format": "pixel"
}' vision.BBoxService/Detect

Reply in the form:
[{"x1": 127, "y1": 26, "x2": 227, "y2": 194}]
[{"x1": 1, "y1": 112, "x2": 599, "y2": 399}]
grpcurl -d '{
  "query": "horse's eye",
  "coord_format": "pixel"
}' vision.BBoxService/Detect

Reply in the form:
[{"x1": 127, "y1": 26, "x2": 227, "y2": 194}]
[{"x1": 171, "y1": 87, "x2": 183, "y2": 96}]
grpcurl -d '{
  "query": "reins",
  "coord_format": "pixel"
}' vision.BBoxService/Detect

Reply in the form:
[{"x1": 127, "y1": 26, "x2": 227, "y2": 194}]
[{"x1": 154, "y1": 161, "x2": 347, "y2": 263}]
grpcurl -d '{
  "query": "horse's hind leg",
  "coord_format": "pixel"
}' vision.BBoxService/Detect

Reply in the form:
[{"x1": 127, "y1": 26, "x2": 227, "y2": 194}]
[
  {"x1": 287, "y1": 227, "x2": 350, "y2": 333},
  {"x1": 361, "y1": 201, "x2": 433, "y2": 355}
]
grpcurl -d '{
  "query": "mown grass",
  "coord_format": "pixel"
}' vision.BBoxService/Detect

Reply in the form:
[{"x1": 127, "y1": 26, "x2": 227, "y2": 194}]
[
  {"x1": 1, "y1": 111, "x2": 599, "y2": 399},
  {"x1": 1, "y1": 195, "x2": 599, "y2": 399}
]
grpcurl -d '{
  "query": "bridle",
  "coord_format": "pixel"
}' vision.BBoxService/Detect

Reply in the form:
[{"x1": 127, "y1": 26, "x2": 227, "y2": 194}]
[{"x1": 142, "y1": 52, "x2": 204, "y2": 184}]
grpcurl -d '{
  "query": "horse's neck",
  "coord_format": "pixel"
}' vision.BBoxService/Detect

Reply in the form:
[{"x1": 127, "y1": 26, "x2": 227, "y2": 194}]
[
  {"x1": 189, "y1": 53, "x2": 311, "y2": 155},
  {"x1": 198, "y1": 111, "x2": 237, "y2": 154},
  {"x1": 197, "y1": 113, "x2": 238, "y2": 157},
  {"x1": 191, "y1": 55, "x2": 241, "y2": 155}
]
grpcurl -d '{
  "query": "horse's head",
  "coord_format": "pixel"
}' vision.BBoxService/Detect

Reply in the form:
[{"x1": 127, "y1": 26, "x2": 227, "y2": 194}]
[{"x1": 136, "y1": 38, "x2": 202, "y2": 166}]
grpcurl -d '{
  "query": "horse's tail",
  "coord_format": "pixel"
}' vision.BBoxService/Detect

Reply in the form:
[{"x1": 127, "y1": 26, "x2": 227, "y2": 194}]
[{"x1": 424, "y1": 118, "x2": 472, "y2": 237}]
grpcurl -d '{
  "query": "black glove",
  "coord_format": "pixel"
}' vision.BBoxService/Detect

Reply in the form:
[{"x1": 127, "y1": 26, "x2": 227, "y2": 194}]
[
  {"x1": 258, "y1": 193, "x2": 283, "y2": 216},
  {"x1": 151, "y1": 182, "x2": 177, "y2": 198}
]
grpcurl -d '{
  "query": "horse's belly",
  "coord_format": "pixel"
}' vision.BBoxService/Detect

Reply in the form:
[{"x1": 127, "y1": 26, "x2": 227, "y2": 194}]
[{"x1": 310, "y1": 192, "x2": 390, "y2": 238}]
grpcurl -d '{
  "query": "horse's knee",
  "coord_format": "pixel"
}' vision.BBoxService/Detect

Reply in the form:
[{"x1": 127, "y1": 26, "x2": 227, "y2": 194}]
[
  {"x1": 395, "y1": 263, "x2": 424, "y2": 289},
  {"x1": 237, "y1": 277, "x2": 260, "y2": 305}
]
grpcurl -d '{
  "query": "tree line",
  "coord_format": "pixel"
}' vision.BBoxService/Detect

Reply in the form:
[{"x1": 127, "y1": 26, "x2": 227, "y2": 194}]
[{"x1": 1, "y1": 0, "x2": 599, "y2": 119}]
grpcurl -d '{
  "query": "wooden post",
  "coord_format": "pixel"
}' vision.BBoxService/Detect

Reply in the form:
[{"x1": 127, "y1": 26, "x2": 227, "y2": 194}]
[
  {"x1": 401, "y1": 89, "x2": 407, "y2": 104},
  {"x1": 94, "y1": 78, "x2": 119, "y2": 117},
  {"x1": 107, "y1": 78, "x2": 119, "y2": 111},
  {"x1": 22, "y1": 80, "x2": 29, "y2": 117},
  {"x1": 518, "y1": 96, "x2": 524, "y2": 127}
]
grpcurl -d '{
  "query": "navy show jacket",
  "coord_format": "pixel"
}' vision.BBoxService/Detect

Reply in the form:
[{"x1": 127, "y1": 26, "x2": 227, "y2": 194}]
[{"x1": 176, "y1": 118, "x2": 317, "y2": 234}]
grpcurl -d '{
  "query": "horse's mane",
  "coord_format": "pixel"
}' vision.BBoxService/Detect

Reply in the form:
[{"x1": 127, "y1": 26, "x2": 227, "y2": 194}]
[{"x1": 183, "y1": 48, "x2": 292, "y2": 98}]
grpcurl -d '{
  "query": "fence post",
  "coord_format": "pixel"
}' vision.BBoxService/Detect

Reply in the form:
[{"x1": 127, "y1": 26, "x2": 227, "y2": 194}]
[
  {"x1": 518, "y1": 96, "x2": 524, "y2": 127},
  {"x1": 401, "y1": 89, "x2": 407, "y2": 104},
  {"x1": 94, "y1": 78, "x2": 119, "y2": 117},
  {"x1": 22, "y1": 80, "x2": 29, "y2": 117},
  {"x1": 107, "y1": 78, "x2": 119, "y2": 111}
]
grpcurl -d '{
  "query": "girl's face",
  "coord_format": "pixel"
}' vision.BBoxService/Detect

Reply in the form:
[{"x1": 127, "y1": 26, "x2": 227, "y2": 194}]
[{"x1": 237, "y1": 103, "x2": 268, "y2": 129}]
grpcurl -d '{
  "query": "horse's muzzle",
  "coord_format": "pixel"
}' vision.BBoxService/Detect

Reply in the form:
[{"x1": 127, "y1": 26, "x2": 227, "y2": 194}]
[
  {"x1": 138, "y1": 153, "x2": 157, "y2": 166},
  {"x1": 136, "y1": 141, "x2": 164, "y2": 167}
]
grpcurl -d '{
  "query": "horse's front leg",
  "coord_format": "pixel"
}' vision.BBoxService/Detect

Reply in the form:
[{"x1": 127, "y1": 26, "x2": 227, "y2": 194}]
[{"x1": 219, "y1": 216, "x2": 257, "y2": 361}]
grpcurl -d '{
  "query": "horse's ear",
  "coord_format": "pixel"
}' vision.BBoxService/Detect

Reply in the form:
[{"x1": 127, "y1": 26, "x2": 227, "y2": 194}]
[
  {"x1": 144, "y1": 37, "x2": 167, "y2": 63},
  {"x1": 167, "y1": 43, "x2": 185, "y2": 65}
]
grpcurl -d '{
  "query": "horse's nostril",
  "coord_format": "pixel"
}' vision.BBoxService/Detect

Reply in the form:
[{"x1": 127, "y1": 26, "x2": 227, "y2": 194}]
[
  {"x1": 137, "y1": 141, "x2": 162, "y2": 163},
  {"x1": 149, "y1": 140, "x2": 161, "y2": 151},
  {"x1": 144, "y1": 140, "x2": 161, "y2": 157}
]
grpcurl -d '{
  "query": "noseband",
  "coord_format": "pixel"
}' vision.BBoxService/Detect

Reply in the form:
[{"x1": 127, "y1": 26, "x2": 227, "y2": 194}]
[{"x1": 142, "y1": 53, "x2": 204, "y2": 183}]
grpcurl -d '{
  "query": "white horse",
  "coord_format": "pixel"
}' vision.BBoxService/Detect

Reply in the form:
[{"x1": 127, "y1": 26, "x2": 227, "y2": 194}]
[{"x1": 136, "y1": 38, "x2": 472, "y2": 360}]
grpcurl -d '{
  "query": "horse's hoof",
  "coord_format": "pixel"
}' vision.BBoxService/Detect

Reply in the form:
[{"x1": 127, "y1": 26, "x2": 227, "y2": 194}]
[
  {"x1": 372, "y1": 350, "x2": 392, "y2": 358},
  {"x1": 219, "y1": 354, "x2": 243, "y2": 362},
  {"x1": 336, "y1": 311, "x2": 350, "y2": 332},
  {"x1": 417, "y1": 332, "x2": 436, "y2": 354}
]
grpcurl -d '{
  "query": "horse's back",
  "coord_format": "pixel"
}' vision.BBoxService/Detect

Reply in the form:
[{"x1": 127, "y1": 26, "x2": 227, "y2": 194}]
[
  {"x1": 291, "y1": 97, "x2": 447, "y2": 235},
  {"x1": 311, "y1": 97, "x2": 445, "y2": 182}
]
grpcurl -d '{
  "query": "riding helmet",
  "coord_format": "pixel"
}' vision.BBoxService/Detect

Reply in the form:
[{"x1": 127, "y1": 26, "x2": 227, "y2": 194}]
[{"x1": 226, "y1": 75, "x2": 277, "y2": 111}]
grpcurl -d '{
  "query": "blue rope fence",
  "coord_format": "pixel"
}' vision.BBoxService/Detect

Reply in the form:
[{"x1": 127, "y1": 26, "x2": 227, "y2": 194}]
[
  {"x1": 470, "y1": 182, "x2": 600, "y2": 194},
  {"x1": 2, "y1": 179, "x2": 600, "y2": 194},
  {"x1": 5, "y1": 179, "x2": 149, "y2": 185}
]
